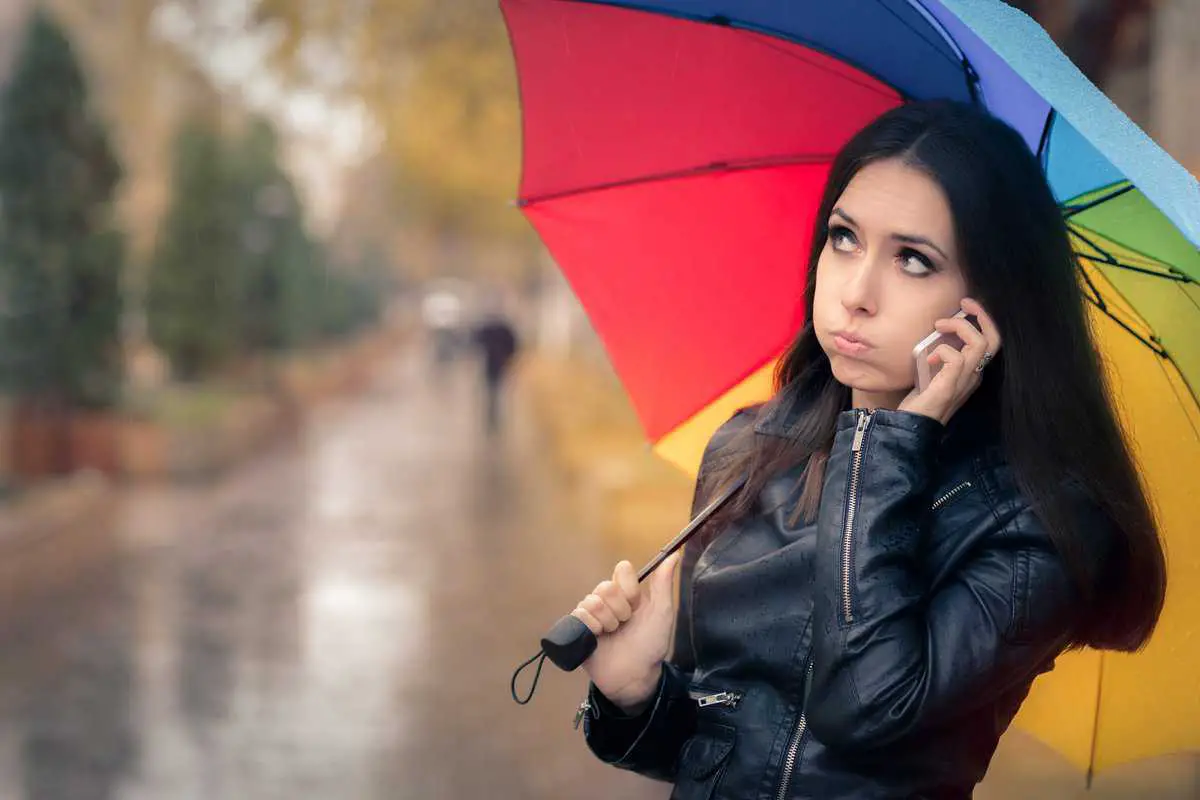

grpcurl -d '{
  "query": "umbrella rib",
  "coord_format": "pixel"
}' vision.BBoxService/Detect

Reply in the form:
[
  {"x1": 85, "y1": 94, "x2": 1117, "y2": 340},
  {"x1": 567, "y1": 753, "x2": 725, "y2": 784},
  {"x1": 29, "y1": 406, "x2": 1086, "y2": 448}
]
[
  {"x1": 747, "y1": 37, "x2": 906, "y2": 102},
  {"x1": 1085, "y1": 653, "x2": 1105, "y2": 790},
  {"x1": 1075, "y1": 261, "x2": 1166, "y2": 358},
  {"x1": 1068, "y1": 226, "x2": 1192, "y2": 283},
  {"x1": 1062, "y1": 182, "x2": 1136, "y2": 219},
  {"x1": 560, "y1": 0, "x2": 949, "y2": 100},
  {"x1": 1158, "y1": 347, "x2": 1200, "y2": 437},
  {"x1": 1082, "y1": 293, "x2": 1169, "y2": 358},
  {"x1": 1076, "y1": 253, "x2": 1191, "y2": 282},
  {"x1": 1072, "y1": 237, "x2": 1198, "y2": 406},
  {"x1": 1177, "y1": 278, "x2": 1200, "y2": 316},
  {"x1": 1075, "y1": 262, "x2": 1109, "y2": 312},
  {"x1": 1037, "y1": 110, "x2": 1056, "y2": 160},
  {"x1": 518, "y1": 153, "x2": 835, "y2": 208},
  {"x1": 870, "y1": 0, "x2": 965, "y2": 72},
  {"x1": 1069, "y1": 225, "x2": 1114, "y2": 263}
]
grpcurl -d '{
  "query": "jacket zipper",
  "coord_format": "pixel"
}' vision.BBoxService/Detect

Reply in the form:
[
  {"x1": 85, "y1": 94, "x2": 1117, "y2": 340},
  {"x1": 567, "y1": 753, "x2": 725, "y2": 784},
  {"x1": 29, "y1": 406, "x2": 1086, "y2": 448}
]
[
  {"x1": 690, "y1": 689, "x2": 744, "y2": 709},
  {"x1": 775, "y1": 660, "x2": 814, "y2": 800},
  {"x1": 573, "y1": 698, "x2": 591, "y2": 730},
  {"x1": 930, "y1": 480, "x2": 972, "y2": 511},
  {"x1": 842, "y1": 411, "x2": 873, "y2": 624}
]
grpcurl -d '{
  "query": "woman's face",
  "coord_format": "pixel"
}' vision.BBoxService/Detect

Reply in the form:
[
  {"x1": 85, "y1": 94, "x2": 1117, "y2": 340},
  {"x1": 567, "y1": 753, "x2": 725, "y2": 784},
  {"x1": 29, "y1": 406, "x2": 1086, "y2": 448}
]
[{"x1": 812, "y1": 158, "x2": 969, "y2": 403}]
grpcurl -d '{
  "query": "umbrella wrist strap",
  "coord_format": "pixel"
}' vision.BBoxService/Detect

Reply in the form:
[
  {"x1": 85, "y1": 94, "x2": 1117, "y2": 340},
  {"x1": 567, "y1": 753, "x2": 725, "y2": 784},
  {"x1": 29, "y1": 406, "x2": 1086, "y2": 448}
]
[
  {"x1": 511, "y1": 650, "x2": 548, "y2": 705},
  {"x1": 509, "y1": 476, "x2": 744, "y2": 707}
]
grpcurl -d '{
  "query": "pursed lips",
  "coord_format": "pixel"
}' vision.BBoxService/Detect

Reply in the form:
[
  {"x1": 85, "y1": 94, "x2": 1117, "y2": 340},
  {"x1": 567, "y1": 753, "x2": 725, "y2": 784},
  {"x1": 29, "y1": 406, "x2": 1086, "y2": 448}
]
[{"x1": 831, "y1": 330, "x2": 873, "y2": 356}]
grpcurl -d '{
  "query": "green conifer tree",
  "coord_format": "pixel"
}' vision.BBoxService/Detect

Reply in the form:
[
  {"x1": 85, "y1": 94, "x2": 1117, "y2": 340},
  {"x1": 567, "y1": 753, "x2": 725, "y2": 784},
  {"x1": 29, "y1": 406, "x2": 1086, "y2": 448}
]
[
  {"x1": 146, "y1": 116, "x2": 239, "y2": 380},
  {"x1": 0, "y1": 8, "x2": 125, "y2": 409}
]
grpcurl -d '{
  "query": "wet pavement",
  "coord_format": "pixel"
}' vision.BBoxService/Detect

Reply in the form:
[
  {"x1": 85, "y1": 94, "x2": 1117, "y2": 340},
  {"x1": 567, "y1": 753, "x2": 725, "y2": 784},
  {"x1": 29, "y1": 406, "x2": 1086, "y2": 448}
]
[
  {"x1": 0, "y1": 346, "x2": 1195, "y2": 799},
  {"x1": 0, "y1": 350, "x2": 663, "y2": 799}
]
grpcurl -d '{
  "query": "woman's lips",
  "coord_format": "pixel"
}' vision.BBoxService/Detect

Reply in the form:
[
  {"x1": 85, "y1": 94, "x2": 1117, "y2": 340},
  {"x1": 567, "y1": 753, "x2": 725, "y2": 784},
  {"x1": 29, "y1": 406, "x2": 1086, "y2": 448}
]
[{"x1": 832, "y1": 333, "x2": 872, "y2": 356}]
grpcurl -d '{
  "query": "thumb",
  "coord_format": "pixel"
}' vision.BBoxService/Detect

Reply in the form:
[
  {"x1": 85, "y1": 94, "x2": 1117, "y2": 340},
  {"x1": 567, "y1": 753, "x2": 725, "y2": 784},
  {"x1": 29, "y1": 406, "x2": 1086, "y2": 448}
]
[{"x1": 648, "y1": 550, "x2": 682, "y2": 608}]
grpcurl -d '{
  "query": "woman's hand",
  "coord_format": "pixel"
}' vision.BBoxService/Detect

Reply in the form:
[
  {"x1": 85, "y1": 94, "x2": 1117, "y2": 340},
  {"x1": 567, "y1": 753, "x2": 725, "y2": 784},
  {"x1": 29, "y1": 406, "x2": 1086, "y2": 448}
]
[
  {"x1": 899, "y1": 298, "x2": 1002, "y2": 426},
  {"x1": 572, "y1": 552, "x2": 681, "y2": 715}
]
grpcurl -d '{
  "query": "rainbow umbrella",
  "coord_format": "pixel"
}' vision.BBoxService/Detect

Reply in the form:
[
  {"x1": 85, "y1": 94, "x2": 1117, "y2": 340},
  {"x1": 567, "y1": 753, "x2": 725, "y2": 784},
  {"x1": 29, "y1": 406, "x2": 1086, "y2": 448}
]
[{"x1": 501, "y1": 0, "x2": 1200, "y2": 781}]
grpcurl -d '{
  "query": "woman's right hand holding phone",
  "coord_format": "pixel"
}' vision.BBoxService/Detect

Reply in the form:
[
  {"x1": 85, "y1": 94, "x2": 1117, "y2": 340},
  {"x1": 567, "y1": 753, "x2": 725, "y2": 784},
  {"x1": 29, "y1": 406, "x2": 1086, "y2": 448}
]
[
  {"x1": 572, "y1": 552, "x2": 681, "y2": 715},
  {"x1": 901, "y1": 297, "x2": 1002, "y2": 425}
]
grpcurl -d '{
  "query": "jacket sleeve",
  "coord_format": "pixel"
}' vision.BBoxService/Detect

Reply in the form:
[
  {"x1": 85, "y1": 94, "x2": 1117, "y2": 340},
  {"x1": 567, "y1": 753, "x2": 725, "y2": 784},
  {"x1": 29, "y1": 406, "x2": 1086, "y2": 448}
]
[
  {"x1": 582, "y1": 661, "x2": 696, "y2": 781},
  {"x1": 581, "y1": 475, "x2": 709, "y2": 780},
  {"x1": 583, "y1": 408, "x2": 754, "y2": 778},
  {"x1": 806, "y1": 409, "x2": 1081, "y2": 751}
]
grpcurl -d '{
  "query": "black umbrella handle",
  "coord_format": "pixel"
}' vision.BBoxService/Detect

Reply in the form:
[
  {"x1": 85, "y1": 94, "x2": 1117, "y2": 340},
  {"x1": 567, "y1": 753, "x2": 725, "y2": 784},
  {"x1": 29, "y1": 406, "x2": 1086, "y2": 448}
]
[
  {"x1": 540, "y1": 614, "x2": 598, "y2": 671},
  {"x1": 538, "y1": 478, "x2": 744, "y2": 673}
]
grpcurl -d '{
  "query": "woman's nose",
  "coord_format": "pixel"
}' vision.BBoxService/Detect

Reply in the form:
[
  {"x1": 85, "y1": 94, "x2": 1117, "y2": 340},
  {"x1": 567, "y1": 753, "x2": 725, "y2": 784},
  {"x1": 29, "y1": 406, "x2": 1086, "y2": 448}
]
[{"x1": 840, "y1": 263, "x2": 879, "y2": 316}]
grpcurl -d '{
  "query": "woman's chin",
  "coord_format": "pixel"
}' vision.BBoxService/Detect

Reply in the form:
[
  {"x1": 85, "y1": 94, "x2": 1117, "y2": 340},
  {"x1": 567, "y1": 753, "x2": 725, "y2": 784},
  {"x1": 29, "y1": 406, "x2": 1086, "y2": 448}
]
[
  {"x1": 829, "y1": 358, "x2": 878, "y2": 387},
  {"x1": 829, "y1": 360, "x2": 910, "y2": 396}
]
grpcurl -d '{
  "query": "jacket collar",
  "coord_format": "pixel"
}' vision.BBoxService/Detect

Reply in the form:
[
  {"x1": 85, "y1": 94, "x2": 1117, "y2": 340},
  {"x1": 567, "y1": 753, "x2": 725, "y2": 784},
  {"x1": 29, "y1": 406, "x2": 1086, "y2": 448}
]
[{"x1": 753, "y1": 390, "x2": 1000, "y2": 457}]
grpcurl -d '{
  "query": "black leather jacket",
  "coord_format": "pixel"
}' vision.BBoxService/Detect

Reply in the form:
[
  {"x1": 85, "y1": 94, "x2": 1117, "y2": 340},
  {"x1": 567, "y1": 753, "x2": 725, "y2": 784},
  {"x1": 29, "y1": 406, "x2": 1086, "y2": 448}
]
[{"x1": 582, "y1": 401, "x2": 1108, "y2": 799}]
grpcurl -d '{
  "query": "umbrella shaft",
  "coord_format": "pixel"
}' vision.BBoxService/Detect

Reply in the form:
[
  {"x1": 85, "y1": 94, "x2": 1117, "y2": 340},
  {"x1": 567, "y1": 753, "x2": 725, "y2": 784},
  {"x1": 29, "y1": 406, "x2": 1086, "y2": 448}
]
[{"x1": 635, "y1": 477, "x2": 745, "y2": 582}]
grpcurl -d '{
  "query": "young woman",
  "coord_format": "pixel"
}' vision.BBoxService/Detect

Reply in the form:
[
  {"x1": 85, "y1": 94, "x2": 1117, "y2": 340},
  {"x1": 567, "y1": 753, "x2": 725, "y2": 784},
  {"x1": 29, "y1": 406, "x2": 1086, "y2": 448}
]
[{"x1": 569, "y1": 101, "x2": 1167, "y2": 799}]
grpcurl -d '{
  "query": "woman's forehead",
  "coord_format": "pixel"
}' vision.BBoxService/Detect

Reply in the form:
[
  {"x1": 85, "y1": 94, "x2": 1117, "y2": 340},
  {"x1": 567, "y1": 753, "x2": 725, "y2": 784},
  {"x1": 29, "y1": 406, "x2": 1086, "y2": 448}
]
[{"x1": 836, "y1": 160, "x2": 956, "y2": 247}]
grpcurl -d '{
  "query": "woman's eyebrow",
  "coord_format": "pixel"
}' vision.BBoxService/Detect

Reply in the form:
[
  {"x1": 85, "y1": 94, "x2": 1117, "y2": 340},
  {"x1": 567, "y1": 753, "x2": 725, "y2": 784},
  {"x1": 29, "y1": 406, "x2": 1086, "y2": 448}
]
[
  {"x1": 892, "y1": 233, "x2": 949, "y2": 261},
  {"x1": 831, "y1": 207, "x2": 856, "y2": 226},
  {"x1": 830, "y1": 207, "x2": 949, "y2": 261}
]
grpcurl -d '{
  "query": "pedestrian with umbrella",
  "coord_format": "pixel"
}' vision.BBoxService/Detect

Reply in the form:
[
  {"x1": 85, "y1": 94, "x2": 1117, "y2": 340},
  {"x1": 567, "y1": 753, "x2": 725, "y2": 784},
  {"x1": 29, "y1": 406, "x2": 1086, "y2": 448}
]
[{"x1": 503, "y1": 1, "x2": 1200, "y2": 796}]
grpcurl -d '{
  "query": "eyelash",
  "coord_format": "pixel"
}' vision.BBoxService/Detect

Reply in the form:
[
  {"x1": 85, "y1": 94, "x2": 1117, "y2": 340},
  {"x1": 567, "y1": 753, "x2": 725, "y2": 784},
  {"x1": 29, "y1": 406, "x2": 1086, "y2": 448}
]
[{"x1": 828, "y1": 224, "x2": 937, "y2": 276}]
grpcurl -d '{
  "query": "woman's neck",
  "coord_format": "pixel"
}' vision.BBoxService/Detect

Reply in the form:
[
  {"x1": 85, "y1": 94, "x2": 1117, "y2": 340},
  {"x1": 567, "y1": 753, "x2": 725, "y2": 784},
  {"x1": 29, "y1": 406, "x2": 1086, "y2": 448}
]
[{"x1": 851, "y1": 388, "x2": 909, "y2": 412}]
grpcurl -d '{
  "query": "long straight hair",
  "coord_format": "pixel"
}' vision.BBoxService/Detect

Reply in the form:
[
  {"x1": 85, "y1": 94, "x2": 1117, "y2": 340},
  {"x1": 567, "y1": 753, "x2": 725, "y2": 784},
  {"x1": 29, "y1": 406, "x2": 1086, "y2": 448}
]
[{"x1": 702, "y1": 101, "x2": 1165, "y2": 653}]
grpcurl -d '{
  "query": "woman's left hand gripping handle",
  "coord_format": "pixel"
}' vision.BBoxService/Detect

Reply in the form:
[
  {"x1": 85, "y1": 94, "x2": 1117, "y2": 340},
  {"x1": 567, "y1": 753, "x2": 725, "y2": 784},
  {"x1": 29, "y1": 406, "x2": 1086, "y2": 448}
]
[{"x1": 572, "y1": 553, "x2": 680, "y2": 715}]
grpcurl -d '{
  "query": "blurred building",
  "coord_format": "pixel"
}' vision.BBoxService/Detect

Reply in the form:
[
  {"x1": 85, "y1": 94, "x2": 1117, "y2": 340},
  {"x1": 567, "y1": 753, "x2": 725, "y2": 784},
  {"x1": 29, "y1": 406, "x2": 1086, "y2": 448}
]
[
  {"x1": 1012, "y1": 0, "x2": 1198, "y2": 175},
  {"x1": 1153, "y1": 0, "x2": 1200, "y2": 175}
]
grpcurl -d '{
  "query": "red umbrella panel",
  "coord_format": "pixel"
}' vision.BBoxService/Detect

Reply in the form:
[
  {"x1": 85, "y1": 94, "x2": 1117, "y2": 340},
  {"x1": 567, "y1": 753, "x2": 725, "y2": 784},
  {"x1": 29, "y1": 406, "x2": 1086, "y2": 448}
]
[{"x1": 506, "y1": 0, "x2": 901, "y2": 470}]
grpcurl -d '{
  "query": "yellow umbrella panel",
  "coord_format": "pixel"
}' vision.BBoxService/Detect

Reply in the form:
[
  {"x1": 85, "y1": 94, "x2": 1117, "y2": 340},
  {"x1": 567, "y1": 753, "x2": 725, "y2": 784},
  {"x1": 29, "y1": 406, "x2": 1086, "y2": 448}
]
[
  {"x1": 650, "y1": 241, "x2": 1200, "y2": 781},
  {"x1": 1013, "y1": 242, "x2": 1200, "y2": 779}
]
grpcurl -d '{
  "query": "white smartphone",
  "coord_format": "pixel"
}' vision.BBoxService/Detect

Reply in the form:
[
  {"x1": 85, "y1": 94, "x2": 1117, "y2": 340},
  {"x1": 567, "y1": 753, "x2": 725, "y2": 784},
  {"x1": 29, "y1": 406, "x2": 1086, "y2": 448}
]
[{"x1": 912, "y1": 310, "x2": 978, "y2": 393}]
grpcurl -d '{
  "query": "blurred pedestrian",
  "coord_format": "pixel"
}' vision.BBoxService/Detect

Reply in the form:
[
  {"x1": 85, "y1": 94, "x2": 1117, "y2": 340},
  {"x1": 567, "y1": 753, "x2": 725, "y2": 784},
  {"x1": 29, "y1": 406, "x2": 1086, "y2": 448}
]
[{"x1": 472, "y1": 312, "x2": 520, "y2": 434}]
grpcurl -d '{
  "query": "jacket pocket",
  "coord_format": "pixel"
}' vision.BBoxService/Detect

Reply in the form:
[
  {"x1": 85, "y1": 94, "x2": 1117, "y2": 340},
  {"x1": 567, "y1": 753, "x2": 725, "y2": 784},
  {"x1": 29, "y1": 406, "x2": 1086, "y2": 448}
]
[
  {"x1": 930, "y1": 480, "x2": 974, "y2": 512},
  {"x1": 1005, "y1": 549, "x2": 1034, "y2": 643},
  {"x1": 672, "y1": 722, "x2": 735, "y2": 800}
]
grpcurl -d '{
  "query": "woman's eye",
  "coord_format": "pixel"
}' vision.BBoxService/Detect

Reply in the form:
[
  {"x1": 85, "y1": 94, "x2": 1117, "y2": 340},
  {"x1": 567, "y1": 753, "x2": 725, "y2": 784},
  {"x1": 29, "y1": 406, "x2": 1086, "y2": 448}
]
[
  {"x1": 829, "y1": 225, "x2": 857, "y2": 252},
  {"x1": 899, "y1": 248, "x2": 936, "y2": 276}
]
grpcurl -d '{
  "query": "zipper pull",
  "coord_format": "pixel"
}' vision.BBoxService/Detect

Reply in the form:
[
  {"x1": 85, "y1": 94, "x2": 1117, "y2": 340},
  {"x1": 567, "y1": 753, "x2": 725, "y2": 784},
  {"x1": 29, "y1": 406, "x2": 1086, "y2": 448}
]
[
  {"x1": 573, "y1": 699, "x2": 591, "y2": 730},
  {"x1": 695, "y1": 691, "x2": 743, "y2": 709},
  {"x1": 852, "y1": 412, "x2": 871, "y2": 452}
]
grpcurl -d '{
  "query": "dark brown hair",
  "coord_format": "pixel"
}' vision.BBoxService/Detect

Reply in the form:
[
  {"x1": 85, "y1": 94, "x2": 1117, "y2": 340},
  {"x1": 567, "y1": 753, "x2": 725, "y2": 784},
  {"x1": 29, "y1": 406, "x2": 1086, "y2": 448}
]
[{"x1": 701, "y1": 101, "x2": 1166, "y2": 652}]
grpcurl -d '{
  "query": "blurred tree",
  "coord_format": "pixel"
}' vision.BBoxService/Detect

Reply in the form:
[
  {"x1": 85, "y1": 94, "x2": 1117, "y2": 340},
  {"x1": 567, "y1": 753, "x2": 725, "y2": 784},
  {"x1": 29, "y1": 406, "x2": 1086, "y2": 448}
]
[
  {"x1": 42, "y1": 0, "x2": 206, "y2": 261},
  {"x1": 146, "y1": 114, "x2": 239, "y2": 380},
  {"x1": 288, "y1": 240, "x2": 386, "y2": 345},
  {"x1": 0, "y1": 8, "x2": 126, "y2": 410},
  {"x1": 147, "y1": 101, "x2": 385, "y2": 379},
  {"x1": 228, "y1": 115, "x2": 308, "y2": 353},
  {"x1": 274, "y1": 200, "x2": 338, "y2": 348},
  {"x1": 321, "y1": 242, "x2": 388, "y2": 340},
  {"x1": 226, "y1": 117, "x2": 386, "y2": 350},
  {"x1": 252, "y1": 0, "x2": 532, "y2": 269}
]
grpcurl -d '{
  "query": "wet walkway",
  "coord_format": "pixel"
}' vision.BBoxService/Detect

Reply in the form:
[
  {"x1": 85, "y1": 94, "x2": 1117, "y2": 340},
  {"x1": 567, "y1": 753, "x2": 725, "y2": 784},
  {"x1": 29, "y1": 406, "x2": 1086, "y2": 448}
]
[
  {"x1": 0, "y1": 346, "x2": 1195, "y2": 799},
  {"x1": 0, "y1": 349, "x2": 664, "y2": 799}
]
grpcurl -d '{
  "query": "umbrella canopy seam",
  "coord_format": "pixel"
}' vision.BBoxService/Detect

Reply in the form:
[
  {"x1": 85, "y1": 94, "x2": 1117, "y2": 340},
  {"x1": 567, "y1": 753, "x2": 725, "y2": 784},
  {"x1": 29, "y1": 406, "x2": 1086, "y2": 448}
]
[
  {"x1": 556, "y1": 0, "x2": 967, "y2": 100},
  {"x1": 1069, "y1": 223, "x2": 1194, "y2": 284},
  {"x1": 517, "y1": 153, "x2": 837, "y2": 208}
]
